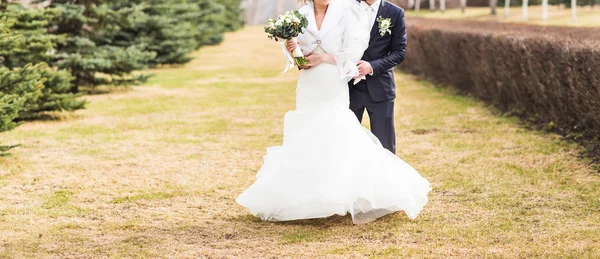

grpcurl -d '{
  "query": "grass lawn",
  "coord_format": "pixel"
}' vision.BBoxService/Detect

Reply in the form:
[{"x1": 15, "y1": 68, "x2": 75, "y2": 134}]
[
  {"x1": 1, "y1": 26, "x2": 599, "y2": 258},
  {"x1": 407, "y1": 6, "x2": 600, "y2": 27}
]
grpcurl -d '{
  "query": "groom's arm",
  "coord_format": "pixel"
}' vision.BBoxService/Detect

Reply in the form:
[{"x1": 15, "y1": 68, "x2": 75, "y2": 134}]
[{"x1": 369, "y1": 9, "x2": 407, "y2": 76}]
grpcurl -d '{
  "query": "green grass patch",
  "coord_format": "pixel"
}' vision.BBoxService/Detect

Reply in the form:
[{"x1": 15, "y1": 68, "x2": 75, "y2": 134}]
[
  {"x1": 280, "y1": 229, "x2": 327, "y2": 244},
  {"x1": 111, "y1": 192, "x2": 177, "y2": 204},
  {"x1": 42, "y1": 190, "x2": 73, "y2": 209}
]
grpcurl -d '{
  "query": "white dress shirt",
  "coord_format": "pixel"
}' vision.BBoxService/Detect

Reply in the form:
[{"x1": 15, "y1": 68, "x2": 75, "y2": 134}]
[
  {"x1": 359, "y1": 0, "x2": 381, "y2": 76},
  {"x1": 360, "y1": 0, "x2": 381, "y2": 31}
]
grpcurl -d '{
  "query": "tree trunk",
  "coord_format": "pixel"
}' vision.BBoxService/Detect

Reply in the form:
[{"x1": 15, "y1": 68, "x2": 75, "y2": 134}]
[
  {"x1": 490, "y1": 0, "x2": 498, "y2": 15},
  {"x1": 522, "y1": 0, "x2": 528, "y2": 21},
  {"x1": 430, "y1": 0, "x2": 435, "y2": 11},
  {"x1": 460, "y1": 0, "x2": 467, "y2": 13},
  {"x1": 416, "y1": 0, "x2": 421, "y2": 11},
  {"x1": 572, "y1": 0, "x2": 577, "y2": 21},
  {"x1": 542, "y1": 0, "x2": 548, "y2": 21},
  {"x1": 409, "y1": 0, "x2": 415, "y2": 9},
  {"x1": 441, "y1": 0, "x2": 446, "y2": 12},
  {"x1": 504, "y1": 0, "x2": 510, "y2": 17}
]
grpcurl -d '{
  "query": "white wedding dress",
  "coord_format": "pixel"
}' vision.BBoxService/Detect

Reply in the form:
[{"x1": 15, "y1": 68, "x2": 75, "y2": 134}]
[{"x1": 236, "y1": 0, "x2": 431, "y2": 224}]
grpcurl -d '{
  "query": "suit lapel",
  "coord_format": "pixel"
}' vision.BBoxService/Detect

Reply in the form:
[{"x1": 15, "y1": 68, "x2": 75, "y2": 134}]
[{"x1": 369, "y1": 0, "x2": 388, "y2": 42}]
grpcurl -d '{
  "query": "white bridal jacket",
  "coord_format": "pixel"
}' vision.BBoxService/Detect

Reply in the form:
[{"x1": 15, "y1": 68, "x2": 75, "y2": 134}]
[{"x1": 296, "y1": 0, "x2": 370, "y2": 82}]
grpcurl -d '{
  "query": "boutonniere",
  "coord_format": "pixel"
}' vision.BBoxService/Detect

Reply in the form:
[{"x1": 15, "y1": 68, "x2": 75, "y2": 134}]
[{"x1": 376, "y1": 16, "x2": 392, "y2": 37}]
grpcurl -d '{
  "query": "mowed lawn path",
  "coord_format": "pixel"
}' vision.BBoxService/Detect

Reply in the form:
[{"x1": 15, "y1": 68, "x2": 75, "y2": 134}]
[{"x1": 1, "y1": 27, "x2": 599, "y2": 258}]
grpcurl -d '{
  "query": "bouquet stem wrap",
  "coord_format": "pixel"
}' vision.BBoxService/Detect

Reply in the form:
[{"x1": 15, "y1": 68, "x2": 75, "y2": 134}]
[
  {"x1": 281, "y1": 41, "x2": 295, "y2": 73},
  {"x1": 291, "y1": 37, "x2": 307, "y2": 70},
  {"x1": 280, "y1": 38, "x2": 307, "y2": 73}
]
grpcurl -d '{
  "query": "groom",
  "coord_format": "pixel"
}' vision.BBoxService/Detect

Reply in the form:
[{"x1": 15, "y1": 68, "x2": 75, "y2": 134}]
[{"x1": 351, "y1": 0, "x2": 407, "y2": 154}]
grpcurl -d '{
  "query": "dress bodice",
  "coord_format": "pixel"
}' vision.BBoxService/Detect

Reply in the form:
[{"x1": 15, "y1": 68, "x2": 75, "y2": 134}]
[{"x1": 311, "y1": 45, "x2": 327, "y2": 54}]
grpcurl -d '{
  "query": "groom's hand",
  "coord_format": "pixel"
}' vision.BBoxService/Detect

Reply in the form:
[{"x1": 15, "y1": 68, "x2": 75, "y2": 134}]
[{"x1": 355, "y1": 60, "x2": 373, "y2": 78}]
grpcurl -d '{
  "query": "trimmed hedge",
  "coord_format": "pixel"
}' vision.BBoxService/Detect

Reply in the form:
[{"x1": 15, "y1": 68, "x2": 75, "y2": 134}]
[{"x1": 400, "y1": 18, "x2": 600, "y2": 162}]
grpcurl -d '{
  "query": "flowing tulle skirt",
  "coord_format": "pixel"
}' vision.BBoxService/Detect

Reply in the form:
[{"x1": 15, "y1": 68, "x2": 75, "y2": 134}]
[{"x1": 236, "y1": 60, "x2": 431, "y2": 224}]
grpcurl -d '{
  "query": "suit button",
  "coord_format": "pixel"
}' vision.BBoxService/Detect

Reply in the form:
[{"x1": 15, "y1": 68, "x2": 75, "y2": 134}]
[{"x1": 316, "y1": 40, "x2": 321, "y2": 44}]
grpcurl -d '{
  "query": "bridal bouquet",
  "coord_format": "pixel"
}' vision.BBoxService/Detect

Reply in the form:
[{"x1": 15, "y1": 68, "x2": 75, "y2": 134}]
[{"x1": 265, "y1": 10, "x2": 309, "y2": 70}]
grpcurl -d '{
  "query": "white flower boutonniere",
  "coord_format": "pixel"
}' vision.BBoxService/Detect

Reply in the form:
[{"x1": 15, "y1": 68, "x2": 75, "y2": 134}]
[{"x1": 376, "y1": 16, "x2": 392, "y2": 37}]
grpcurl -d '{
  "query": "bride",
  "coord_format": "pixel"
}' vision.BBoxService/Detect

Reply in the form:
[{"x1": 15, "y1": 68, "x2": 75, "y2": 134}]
[{"x1": 236, "y1": 0, "x2": 431, "y2": 224}]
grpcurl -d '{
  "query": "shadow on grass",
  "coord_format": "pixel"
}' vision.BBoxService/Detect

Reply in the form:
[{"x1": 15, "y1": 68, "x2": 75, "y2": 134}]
[
  {"x1": 229, "y1": 213, "x2": 352, "y2": 227},
  {"x1": 0, "y1": 144, "x2": 20, "y2": 156},
  {"x1": 230, "y1": 211, "x2": 412, "y2": 228}
]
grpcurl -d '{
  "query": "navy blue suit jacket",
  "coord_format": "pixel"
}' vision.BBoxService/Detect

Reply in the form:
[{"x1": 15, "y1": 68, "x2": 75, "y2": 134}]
[{"x1": 350, "y1": 0, "x2": 407, "y2": 102}]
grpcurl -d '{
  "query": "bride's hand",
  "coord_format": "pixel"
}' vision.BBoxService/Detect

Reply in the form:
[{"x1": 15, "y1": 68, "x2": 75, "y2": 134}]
[
  {"x1": 306, "y1": 54, "x2": 324, "y2": 67},
  {"x1": 286, "y1": 39, "x2": 298, "y2": 53}
]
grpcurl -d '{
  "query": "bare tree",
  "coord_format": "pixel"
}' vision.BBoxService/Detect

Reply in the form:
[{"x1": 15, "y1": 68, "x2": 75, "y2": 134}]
[
  {"x1": 460, "y1": 0, "x2": 467, "y2": 13},
  {"x1": 490, "y1": 0, "x2": 498, "y2": 15},
  {"x1": 440, "y1": 0, "x2": 446, "y2": 12},
  {"x1": 409, "y1": 0, "x2": 415, "y2": 9},
  {"x1": 504, "y1": 0, "x2": 510, "y2": 17},
  {"x1": 522, "y1": 0, "x2": 528, "y2": 21},
  {"x1": 572, "y1": 0, "x2": 578, "y2": 21},
  {"x1": 18, "y1": 0, "x2": 50, "y2": 7},
  {"x1": 542, "y1": 0, "x2": 549, "y2": 21},
  {"x1": 416, "y1": 0, "x2": 422, "y2": 11},
  {"x1": 430, "y1": 0, "x2": 436, "y2": 11},
  {"x1": 244, "y1": 0, "x2": 298, "y2": 25}
]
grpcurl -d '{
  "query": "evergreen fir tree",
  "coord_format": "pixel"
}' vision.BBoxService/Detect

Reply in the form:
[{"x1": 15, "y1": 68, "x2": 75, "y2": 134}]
[
  {"x1": 216, "y1": 0, "x2": 245, "y2": 32},
  {"x1": 108, "y1": 0, "x2": 244, "y2": 64},
  {"x1": 0, "y1": 17, "x2": 45, "y2": 152},
  {"x1": 1, "y1": 3, "x2": 86, "y2": 119},
  {"x1": 0, "y1": 17, "x2": 24, "y2": 134},
  {"x1": 107, "y1": 0, "x2": 199, "y2": 66},
  {"x1": 188, "y1": 0, "x2": 244, "y2": 47},
  {"x1": 0, "y1": 93, "x2": 23, "y2": 133},
  {"x1": 0, "y1": 64, "x2": 44, "y2": 153},
  {"x1": 35, "y1": 0, "x2": 156, "y2": 92},
  {"x1": 190, "y1": 0, "x2": 226, "y2": 47}
]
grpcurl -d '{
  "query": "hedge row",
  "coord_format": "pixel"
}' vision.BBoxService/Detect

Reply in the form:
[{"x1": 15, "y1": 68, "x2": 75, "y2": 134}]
[
  {"x1": 497, "y1": 0, "x2": 597, "y2": 7},
  {"x1": 400, "y1": 18, "x2": 600, "y2": 162}
]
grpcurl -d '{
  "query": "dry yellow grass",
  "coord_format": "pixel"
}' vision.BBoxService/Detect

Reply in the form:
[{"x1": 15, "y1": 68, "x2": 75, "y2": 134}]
[
  {"x1": 1, "y1": 26, "x2": 599, "y2": 258},
  {"x1": 407, "y1": 6, "x2": 600, "y2": 27}
]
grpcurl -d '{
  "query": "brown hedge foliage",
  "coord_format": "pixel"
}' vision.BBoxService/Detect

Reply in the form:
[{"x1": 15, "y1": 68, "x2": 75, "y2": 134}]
[
  {"x1": 400, "y1": 18, "x2": 600, "y2": 162},
  {"x1": 389, "y1": 0, "x2": 489, "y2": 9}
]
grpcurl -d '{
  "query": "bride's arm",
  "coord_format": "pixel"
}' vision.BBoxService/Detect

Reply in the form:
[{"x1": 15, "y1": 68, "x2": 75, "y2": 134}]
[
  {"x1": 318, "y1": 53, "x2": 337, "y2": 64},
  {"x1": 306, "y1": 52, "x2": 336, "y2": 66},
  {"x1": 330, "y1": 6, "x2": 370, "y2": 80}
]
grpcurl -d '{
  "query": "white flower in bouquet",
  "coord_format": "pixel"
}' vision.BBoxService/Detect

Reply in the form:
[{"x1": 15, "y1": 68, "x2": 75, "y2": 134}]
[{"x1": 264, "y1": 10, "x2": 310, "y2": 70}]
